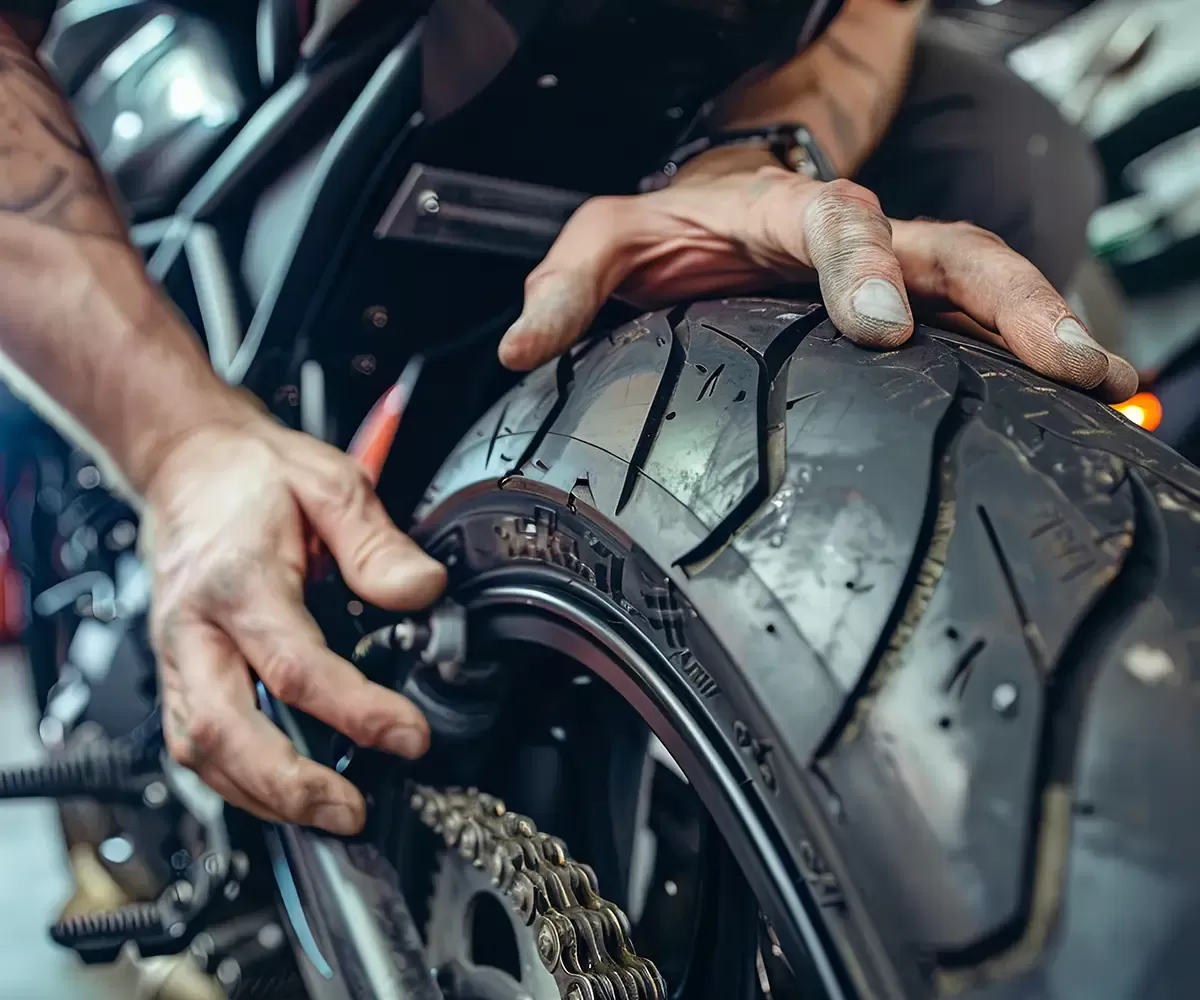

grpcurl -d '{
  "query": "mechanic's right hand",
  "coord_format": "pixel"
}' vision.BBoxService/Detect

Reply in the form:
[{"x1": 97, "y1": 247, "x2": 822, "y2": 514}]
[{"x1": 142, "y1": 414, "x2": 446, "y2": 835}]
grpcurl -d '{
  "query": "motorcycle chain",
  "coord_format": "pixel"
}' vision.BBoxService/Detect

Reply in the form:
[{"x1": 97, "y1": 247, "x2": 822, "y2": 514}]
[{"x1": 410, "y1": 786, "x2": 668, "y2": 1000}]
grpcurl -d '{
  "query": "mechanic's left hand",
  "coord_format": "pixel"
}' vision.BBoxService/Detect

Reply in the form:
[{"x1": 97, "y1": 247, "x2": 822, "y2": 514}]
[{"x1": 497, "y1": 168, "x2": 1138, "y2": 403}]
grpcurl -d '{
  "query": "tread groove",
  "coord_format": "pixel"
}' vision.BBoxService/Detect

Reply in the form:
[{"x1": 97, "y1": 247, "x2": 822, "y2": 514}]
[
  {"x1": 819, "y1": 354, "x2": 984, "y2": 754},
  {"x1": 696, "y1": 363, "x2": 725, "y2": 401},
  {"x1": 614, "y1": 312, "x2": 691, "y2": 516},
  {"x1": 936, "y1": 468, "x2": 1163, "y2": 979},
  {"x1": 977, "y1": 505, "x2": 1047, "y2": 668},
  {"x1": 485, "y1": 402, "x2": 510, "y2": 466},
  {"x1": 506, "y1": 350, "x2": 575, "y2": 478},
  {"x1": 675, "y1": 312, "x2": 824, "y2": 573},
  {"x1": 943, "y1": 638, "x2": 986, "y2": 698}
]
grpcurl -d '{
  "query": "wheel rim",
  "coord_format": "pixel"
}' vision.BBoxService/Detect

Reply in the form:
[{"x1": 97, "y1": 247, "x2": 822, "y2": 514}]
[{"x1": 392, "y1": 572, "x2": 843, "y2": 1000}]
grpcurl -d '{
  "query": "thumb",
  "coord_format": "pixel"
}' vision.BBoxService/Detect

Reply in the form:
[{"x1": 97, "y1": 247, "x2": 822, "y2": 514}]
[
  {"x1": 297, "y1": 465, "x2": 446, "y2": 611},
  {"x1": 499, "y1": 196, "x2": 641, "y2": 371}
]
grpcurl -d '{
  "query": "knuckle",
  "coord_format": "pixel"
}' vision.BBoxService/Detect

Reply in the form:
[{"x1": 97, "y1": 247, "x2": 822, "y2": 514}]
[
  {"x1": 186, "y1": 709, "x2": 222, "y2": 755},
  {"x1": 573, "y1": 194, "x2": 625, "y2": 226},
  {"x1": 806, "y1": 181, "x2": 890, "y2": 258},
  {"x1": 197, "y1": 559, "x2": 250, "y2": 611},
  {"x1": 269, "y1": 758, "x2": 325, "y2": 818},
  {"x1": 948, "y1": 220, "x2": 1009, "y2": 250},
  {"x1": 310, "y1": 461, "x2": 371, "y2": 521},
  {"x1": 815, "y1": 178, "x2": 882, "y2": 215},
  {"x1": 164, "y1": 729, "x2": 196, "y2": 768},
  {"x1": 824, "y1": 177, "x2": 870, "y2": 201},
  {"x1": 262, "y1": 650, "x2": 311, "y2": 705}
]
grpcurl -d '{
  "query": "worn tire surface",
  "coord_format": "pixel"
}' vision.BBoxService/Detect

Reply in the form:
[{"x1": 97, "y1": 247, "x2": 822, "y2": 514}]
[{"x1": 415, "y1": 298, "x2": 1200, "y2": 1000}]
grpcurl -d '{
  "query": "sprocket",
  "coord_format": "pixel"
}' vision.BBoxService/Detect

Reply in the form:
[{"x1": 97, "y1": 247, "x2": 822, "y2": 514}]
[{"x1": 413, "y1": 786, "x2": 667, "y2": 1000}]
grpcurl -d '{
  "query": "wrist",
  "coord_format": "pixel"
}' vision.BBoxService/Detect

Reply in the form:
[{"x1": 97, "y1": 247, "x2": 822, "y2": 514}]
[
  {"x1": 129, "y1": 379, "x2": 269, "y2": 496},
  {"x1": 671, "y1": 145, "x2": 786, "y2": 186}
]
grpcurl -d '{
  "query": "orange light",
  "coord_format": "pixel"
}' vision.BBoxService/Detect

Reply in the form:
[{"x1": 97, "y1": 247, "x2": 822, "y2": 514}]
[{"x1": 1113, "y1": 391, "x2": 1163, "y2": 432}]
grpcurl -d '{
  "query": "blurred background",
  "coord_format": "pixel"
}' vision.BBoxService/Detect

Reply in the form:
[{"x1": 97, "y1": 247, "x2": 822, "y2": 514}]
[{"x1": 0, "y1": 0, "x2": 1197, "y2": 996}]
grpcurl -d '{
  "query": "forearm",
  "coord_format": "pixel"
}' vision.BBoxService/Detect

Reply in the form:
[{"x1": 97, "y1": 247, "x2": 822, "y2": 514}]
[
  {"x1": 681, "y1": 0, "x2": 928, "y2": 181},
  {"x1": 0, "y1": 20, "x2": 249, "y2": 496}
]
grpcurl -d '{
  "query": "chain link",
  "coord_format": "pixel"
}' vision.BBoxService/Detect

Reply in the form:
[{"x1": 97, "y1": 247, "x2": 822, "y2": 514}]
[{"x1": 410, "y1": 786, "x2": 668, "y2": 1000}]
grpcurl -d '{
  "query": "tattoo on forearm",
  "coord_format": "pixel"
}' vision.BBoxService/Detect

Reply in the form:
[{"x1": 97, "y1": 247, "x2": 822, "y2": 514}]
[{"x1": 0, "y1": 21, "x2": 126, "y2": 240}]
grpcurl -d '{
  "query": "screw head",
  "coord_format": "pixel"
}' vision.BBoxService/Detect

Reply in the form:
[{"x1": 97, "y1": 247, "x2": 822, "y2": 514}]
[
  {"x1": 537, "y1": 73, "x2": 559, "y2": 89},
  {"x1": 364, "y1": 305, "x2": 388, "y2": 328},
  {"x1": 992, "y1": 682, "x2": 1019, "y2": 718},
  {"x1": 417, "y1": 189, "x2": 440, "y2": 215},
  {"x1": 255, "y1": 922, "x2": 284, "y2": 951},
  {"x1": 143, "y1": 781, "x2": 169, "y2": 808}
]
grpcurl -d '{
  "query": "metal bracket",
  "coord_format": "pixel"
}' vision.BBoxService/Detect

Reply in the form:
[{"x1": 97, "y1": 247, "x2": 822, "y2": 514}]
[{"x1": 374, "y1": 164, "x2": 587, "y2": 260}]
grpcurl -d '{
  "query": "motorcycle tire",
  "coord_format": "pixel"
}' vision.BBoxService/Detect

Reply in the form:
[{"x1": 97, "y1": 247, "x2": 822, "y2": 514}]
[{"x1": 414, "y1": 298, "x2": 1200, "y2": 1000}]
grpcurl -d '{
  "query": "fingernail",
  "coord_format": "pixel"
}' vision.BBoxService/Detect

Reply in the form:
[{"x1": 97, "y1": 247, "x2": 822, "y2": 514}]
[
  {"x1": 852, "y1": 279, "x2": 909, "y2": 326},
  {"x1": 1055, "y1": 317, "x2": 1100, "y2": 350},
  {"x1": 382, "y1": 721, "x2": 429, "y2": 758},
  {"x1": 312, "y1": 802, "x2": 362, "y2": 835}
]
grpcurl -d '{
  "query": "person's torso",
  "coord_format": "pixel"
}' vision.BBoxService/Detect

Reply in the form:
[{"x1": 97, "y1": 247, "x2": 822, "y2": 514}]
[{"x1": 412, "y1": 0, "x2": 845, "y2": 192}]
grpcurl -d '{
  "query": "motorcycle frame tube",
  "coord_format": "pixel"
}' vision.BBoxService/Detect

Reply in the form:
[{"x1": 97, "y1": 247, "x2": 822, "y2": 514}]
[
  {"x1": 232, "y1": 20, "x2": 426, "y2": 390},
  {"x1": 143, "y1": 12, "x2": 414, "y2": 284}
]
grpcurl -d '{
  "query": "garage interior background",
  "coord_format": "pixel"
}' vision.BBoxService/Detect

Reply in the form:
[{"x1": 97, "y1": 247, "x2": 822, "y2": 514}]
[{"x1": 1, "y1": 0, "x2": 1198, "y2": 996}]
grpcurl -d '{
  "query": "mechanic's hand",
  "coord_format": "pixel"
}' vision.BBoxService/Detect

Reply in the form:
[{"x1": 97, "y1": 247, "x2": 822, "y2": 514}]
[
  {"x1": 498, "y1": 168, "x2": 1138, "y2": 402},
  {"x1": 143, "y1": 416, "x2": 446, "y2": 835}
]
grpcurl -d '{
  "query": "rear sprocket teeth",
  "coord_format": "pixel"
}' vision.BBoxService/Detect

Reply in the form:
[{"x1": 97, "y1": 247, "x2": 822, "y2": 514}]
[{"x1": 414, "y1": 784, "x2": 667, "y2": 1000}]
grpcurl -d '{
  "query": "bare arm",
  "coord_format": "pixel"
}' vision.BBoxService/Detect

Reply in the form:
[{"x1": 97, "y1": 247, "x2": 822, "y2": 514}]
[
  {"x1": 0, "y1": 12, "x2": 251, "y2": 497},
  {"x1": 678, "y1": 0, "x2": 929, "y2": 182}
]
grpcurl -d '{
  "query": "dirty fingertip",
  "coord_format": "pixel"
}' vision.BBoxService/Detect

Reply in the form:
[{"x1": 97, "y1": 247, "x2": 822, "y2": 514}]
[
  {"x1": 1099, "y1": 353, "x2": 1141, "y2": 404},
  {"x1": 829, "y1": 277, "x2": 912, "y2": 348},
  {"x1": 312, "y1": 797, "x2": 366, "y2": 835},
  {"x1": 853, "y1": 278, "x2": 910, "y2": 325},
  {"x1": 381, "y1": 715, "x2": 430, "y2": 759},
  {"x1": 1053, "y1": 316, "x2": 1109, "y2": 388}
]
